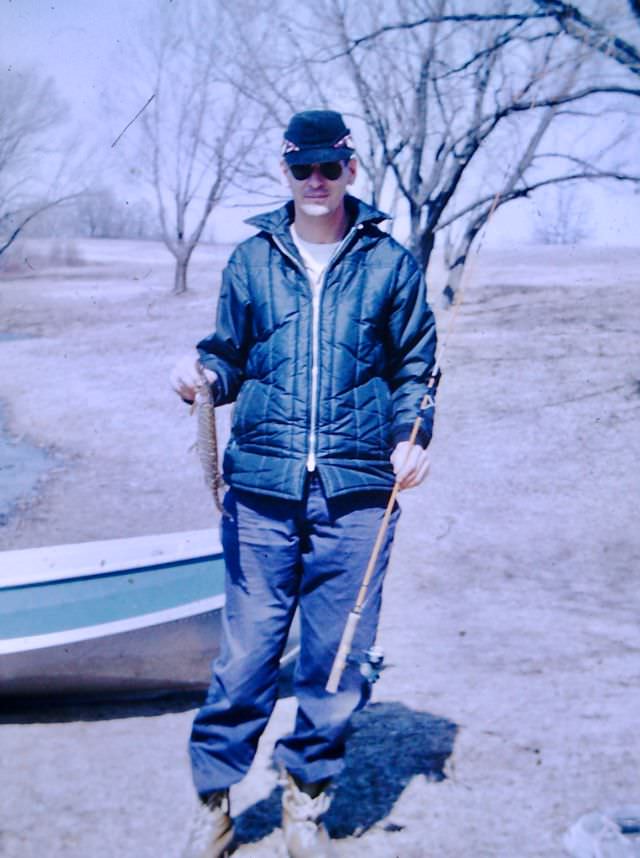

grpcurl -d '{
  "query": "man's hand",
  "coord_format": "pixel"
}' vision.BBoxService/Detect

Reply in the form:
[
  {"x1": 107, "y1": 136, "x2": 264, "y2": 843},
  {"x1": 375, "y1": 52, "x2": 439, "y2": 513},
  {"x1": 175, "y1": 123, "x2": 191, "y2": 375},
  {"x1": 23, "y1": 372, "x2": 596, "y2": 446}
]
[
  {"x1": 170, "y1": 351, "x2": 216, "y2": 404},
  {"x1": 390, "y1": 441, "x2": 430, "y2": 490}
]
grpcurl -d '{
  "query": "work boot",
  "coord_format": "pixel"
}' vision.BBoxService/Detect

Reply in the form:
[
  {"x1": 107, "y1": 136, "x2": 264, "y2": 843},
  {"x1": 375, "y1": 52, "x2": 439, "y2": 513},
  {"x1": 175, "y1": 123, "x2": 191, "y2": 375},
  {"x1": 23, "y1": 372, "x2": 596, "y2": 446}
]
[
  {"x1": 281, "y1": 772, "x2": 335, "y2": 858},
  {"x1": 181, "y1": 790, "x2": 234, "y2": 858}
]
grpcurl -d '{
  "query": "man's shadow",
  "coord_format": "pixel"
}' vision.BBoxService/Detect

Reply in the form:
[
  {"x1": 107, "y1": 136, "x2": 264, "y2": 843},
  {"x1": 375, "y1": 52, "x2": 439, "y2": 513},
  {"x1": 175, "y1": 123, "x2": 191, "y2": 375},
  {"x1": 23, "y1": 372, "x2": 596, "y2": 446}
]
[
  {"x1": 234, "y1": 701, "x2": 457, "y2": 843},
  {"x1": 1, "y1": 678, "x2": 456, "y2": 843}
]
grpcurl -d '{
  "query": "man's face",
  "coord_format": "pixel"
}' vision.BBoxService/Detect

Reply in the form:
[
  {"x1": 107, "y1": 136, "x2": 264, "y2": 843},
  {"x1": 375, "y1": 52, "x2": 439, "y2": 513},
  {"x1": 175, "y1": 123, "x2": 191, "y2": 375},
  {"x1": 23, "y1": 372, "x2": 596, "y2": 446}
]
[{"x1": 281, "y1": 158, "x2": 357, "y2": 218}]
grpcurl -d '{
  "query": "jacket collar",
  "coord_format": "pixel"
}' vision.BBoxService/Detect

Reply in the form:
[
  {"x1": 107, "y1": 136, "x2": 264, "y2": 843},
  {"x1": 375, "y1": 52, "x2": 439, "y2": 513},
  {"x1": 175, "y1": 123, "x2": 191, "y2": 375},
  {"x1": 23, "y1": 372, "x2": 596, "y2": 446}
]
[{"x1": 244, "y1": 194, "x2": 390, "y2": 239}]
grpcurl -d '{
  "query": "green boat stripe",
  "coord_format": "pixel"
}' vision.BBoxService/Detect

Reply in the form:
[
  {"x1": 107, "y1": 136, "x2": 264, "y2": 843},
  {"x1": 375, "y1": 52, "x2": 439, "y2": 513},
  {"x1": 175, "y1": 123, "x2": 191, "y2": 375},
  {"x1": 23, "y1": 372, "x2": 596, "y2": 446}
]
[{"x1": 0, "y1": 556, "x2": 226, "y2": 640}]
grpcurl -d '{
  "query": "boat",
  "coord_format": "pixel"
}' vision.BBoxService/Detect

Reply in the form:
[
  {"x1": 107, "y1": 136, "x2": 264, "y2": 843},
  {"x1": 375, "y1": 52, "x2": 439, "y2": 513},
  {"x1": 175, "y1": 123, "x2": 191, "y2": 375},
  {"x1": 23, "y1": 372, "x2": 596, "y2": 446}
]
[{"x1": 0, "y1": 529, "x2": 299, "y2": 697}]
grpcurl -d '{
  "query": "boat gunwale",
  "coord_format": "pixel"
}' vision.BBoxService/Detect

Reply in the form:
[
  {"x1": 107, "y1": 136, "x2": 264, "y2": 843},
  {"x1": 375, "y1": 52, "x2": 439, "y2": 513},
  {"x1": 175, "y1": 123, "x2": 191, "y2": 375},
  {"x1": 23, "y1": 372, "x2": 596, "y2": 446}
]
[{"x1": 0, "y1": 529, "x2": 223, "y2": 589}]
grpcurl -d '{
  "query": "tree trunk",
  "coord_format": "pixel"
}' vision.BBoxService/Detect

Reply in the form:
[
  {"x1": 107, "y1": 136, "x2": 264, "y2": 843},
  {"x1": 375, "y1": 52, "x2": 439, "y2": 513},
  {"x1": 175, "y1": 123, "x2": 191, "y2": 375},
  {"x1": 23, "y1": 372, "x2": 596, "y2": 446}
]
[
  {"x1": 442, "y1": 216, "x2": 486, "y2": 304},
  {"x1": 409, "y1": 225, "x2": 436, "y2": 277},
  {"x1": 418, "y1": 228, "x2": 435, "y2": 275},
  {"x1": 173, "y1": 253, "x2": 190, "y2": 295},
  {"x1": 442, "y1": 247, "x2": 467, "y2": 306}
]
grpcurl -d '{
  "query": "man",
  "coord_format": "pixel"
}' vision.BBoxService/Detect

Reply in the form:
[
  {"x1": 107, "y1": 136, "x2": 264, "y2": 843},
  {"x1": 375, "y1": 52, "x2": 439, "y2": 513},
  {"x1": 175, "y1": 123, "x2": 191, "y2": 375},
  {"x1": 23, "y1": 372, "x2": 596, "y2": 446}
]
[{"x1": 171, "y1": 109, "x2": 437, "y2": 858}]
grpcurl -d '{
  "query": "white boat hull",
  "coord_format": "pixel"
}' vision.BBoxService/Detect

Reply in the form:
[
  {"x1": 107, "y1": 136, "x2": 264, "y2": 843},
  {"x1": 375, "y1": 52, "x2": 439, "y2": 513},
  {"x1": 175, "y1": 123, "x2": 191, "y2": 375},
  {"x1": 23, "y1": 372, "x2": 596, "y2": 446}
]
[{"x1": 0, "y1": 530, "x2": 299, "y2": 698}]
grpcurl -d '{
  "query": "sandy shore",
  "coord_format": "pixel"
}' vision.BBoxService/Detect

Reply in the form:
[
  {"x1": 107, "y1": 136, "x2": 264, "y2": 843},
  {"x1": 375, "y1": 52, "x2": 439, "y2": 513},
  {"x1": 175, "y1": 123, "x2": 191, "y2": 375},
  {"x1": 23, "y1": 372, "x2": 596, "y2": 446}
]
[{"x1": 1, "y1": 239, "x2": 639, "y2": 857}]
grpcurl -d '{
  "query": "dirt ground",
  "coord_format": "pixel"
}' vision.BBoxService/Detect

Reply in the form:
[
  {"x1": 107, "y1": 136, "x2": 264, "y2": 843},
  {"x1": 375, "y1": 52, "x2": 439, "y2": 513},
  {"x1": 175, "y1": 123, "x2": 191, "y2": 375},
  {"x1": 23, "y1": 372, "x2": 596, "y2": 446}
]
[{"x1": 0, "y1": 238, "x2": 639, "y2": 857}]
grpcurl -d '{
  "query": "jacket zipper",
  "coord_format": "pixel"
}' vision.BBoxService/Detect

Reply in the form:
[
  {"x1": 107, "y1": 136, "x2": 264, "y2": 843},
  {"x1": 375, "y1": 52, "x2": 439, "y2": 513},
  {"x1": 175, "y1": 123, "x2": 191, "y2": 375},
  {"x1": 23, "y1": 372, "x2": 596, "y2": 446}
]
[{"x1": 272, "y1": 225, "x2": 362, "y2": 472}]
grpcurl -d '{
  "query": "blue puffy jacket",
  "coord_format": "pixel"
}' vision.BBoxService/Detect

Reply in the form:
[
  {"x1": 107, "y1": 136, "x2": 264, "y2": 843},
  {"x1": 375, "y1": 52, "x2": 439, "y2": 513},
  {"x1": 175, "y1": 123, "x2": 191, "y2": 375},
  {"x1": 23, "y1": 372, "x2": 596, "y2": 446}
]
[{"x1": 197, "y1": 195, "x2": 437, "y2": 500}]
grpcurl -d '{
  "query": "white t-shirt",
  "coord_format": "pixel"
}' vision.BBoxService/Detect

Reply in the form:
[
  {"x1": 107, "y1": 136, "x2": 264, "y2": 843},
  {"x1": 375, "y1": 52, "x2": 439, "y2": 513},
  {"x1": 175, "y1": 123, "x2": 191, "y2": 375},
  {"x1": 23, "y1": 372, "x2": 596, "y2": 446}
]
[
  {"x1": 290, "y1": 225, "x2": 342, "y2": 471},
  {"x1": 291, "y1": 225, "x2": 341, "y2": 289}
]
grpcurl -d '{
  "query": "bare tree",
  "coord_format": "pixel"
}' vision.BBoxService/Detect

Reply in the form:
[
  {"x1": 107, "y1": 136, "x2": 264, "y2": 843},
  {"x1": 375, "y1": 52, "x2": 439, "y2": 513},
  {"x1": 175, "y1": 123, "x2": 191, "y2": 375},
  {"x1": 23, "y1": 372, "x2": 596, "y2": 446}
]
[
  {"x1": 0, "y1": 67, "x2": 84, "y2": 256},
  {"x1": 116, "y1": 4, "x2": 268, "y2": 294},
  {"x1": 320, "y1": 2, "x2": 640, "y2": 77},
  {"x1": 227, "y1": 0, "x2": 639, "y2": 302},
  {"x1": 148, "y1": 0, "x2": 637, "y2": 307},
  {"x1": 333, "y1": 2, "x2": 639, "y2": 276}
]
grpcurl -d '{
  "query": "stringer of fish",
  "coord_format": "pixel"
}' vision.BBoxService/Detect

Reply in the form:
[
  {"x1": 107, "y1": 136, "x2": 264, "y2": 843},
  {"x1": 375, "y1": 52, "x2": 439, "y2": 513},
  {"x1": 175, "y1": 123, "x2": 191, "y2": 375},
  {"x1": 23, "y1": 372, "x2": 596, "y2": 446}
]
[{"x1": 191, "y1": 363, "x2": 229, "y2": 518}]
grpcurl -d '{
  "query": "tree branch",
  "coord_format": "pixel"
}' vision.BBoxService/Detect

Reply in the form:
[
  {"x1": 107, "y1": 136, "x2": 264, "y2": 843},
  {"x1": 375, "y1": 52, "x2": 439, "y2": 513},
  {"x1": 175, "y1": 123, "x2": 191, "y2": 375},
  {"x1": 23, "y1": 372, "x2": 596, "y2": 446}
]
[
  {"x1": 324, "y1": 11, "x2": 550, "y2": 58},
  {"x1": 438, "y1": 169, "x2": 640, "y2": 231},
  {"x1": 533, "y1": 0, "x2": 640, "y2": 76},
  {"x1": 0, "y1": 193, "x2": 85, "y2": 256}
]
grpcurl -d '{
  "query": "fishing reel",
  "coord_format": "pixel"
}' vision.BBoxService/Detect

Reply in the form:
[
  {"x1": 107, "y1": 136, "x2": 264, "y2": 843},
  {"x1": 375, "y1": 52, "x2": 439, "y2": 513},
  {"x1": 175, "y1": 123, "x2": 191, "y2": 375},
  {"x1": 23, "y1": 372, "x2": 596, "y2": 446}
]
[{"x1": 353, "y1": 646, "x2": 385, "y2": 684}]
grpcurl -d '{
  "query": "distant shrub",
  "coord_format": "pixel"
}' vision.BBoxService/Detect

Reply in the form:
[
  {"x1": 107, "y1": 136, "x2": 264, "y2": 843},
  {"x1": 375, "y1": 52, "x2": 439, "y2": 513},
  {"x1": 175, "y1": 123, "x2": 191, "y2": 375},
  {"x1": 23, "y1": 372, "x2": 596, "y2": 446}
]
[
  {"x1": 47, "y1": 240, "x2": 84, "y2": 267},
  {"x1": 533, "y1": 185, "x2": 593, "y2": 245},
  {"x1": 0, "y1": 239, "x2": 85, "y2": 274}
]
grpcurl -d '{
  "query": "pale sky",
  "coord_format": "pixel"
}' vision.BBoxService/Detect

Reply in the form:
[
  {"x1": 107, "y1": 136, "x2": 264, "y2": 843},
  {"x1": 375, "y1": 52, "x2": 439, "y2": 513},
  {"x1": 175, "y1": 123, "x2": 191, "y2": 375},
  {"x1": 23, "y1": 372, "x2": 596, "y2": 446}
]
[
  {"x1": 2, "y1": 0, "x2": 639, "y2": 246},
  {"x1": 2, "y1": 0, "x2": 133, "y2": 122}
]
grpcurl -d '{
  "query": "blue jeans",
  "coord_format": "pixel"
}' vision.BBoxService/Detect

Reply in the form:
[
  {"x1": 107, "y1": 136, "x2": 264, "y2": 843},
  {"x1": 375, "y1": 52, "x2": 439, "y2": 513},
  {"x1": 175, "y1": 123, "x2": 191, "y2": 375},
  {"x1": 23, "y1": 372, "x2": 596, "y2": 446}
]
[{"x1": 189, "y1": 473, "x2": 400, "y2": 795}]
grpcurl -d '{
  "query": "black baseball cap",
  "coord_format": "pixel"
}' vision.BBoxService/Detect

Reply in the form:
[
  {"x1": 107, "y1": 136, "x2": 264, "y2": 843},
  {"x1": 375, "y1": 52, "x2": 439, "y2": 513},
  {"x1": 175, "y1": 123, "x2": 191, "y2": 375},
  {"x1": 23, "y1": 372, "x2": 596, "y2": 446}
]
[{"x1": 282, "y1": 110, "x2": 355, "y2": 165}]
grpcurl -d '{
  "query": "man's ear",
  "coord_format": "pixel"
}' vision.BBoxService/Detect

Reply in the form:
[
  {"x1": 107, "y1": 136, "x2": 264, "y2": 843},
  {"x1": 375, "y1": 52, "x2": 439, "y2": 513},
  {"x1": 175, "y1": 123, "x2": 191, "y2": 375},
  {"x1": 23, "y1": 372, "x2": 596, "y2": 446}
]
[{"x1": 346, "y1": 157, "x2": 357, "y2": 186}]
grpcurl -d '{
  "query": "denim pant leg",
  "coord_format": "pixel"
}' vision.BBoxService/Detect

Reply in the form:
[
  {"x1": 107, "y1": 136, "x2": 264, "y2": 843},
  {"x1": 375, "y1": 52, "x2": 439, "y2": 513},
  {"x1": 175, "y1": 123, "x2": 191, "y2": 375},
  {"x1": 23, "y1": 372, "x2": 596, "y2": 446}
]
[
  {"x1": 189, "y1": 488, "x2": 300, "y2": 796},
  {"x1": 273, "y1": 478, "x2": 400, "y2": 784}
]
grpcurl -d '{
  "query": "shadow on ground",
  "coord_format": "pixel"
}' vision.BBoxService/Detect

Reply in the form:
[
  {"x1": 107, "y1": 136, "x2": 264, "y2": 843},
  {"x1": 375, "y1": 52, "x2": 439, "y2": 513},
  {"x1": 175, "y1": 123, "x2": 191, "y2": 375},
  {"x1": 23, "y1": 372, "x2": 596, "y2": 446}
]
[
  {"x1": 234, "y1": 701, "x2": 457, "y2": 843},
  {"x1": 1, "y1": 687, "x2": 456, "y2": 843},
  {"x1": 0, "y1": 689, "x2": 208, "y2": 723},
  {"x1": 0, "y1": 663, "x2": 295, "y2": 724}
]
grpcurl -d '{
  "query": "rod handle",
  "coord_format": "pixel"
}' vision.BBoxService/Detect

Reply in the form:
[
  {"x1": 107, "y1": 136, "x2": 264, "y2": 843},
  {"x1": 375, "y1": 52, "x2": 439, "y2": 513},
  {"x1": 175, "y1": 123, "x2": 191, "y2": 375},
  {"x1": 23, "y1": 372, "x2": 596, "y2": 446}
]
[{"x1": 325, "y1": 610, "x2": 361, "y2": 694}]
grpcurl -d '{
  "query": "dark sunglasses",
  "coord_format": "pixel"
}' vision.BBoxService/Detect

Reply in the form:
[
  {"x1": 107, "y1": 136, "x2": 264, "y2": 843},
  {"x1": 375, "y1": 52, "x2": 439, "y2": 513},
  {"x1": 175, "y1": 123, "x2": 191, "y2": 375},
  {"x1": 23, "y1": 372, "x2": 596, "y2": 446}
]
[{"x1": 289, "y1": 161, "x2": 344, "y2": 181}]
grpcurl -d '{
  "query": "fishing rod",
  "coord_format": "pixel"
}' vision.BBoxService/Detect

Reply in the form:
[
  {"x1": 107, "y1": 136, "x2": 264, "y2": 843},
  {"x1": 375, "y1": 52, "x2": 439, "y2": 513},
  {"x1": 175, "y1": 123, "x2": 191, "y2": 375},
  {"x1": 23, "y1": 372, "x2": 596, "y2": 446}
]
[
  {"x1": 326, "y1": 366, "x2": 441, "y2": 694},
  {"x1": 326, "y1": 191, "x2": 502, "y2": 695}
]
